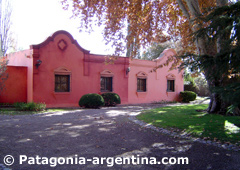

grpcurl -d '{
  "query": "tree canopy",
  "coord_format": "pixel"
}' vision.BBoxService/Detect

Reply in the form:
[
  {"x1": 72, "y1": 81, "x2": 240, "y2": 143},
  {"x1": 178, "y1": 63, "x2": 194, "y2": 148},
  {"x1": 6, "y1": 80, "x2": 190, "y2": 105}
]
[
  {"x1": 62, "y1": 0, "x2": 240, "y2": 115},
  {"x1": 140, "y1": 42, "x2": 170, "y2": 60},
  {"x1": 0, "y1": 0, "x2": 13, "y2": 94},
  {"x1": 192, "y1": 1, "x2": 240, "y2": 114},
  {"x1": 60, "y1": 0, "x2": 234, "y2": 56},
  {"x1": 0, "y1": 0, "x2": 13, "y2": 56},
  {"x1": 61, "y1": 0, "x2": 194, "y2": 57}
]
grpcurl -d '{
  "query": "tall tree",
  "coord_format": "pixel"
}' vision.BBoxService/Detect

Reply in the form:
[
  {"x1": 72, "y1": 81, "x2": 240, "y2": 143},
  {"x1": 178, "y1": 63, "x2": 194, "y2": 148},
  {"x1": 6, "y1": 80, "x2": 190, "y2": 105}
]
[
  {"x1": 0, "y1": 0, "x2": 12, "y2": 56},
  {"x1": 61, "y1": 0, "x2": 239, "y2": 114},
  {"x1": 0, "y1": 0, "x2": 12, "y2": 94},
  {"x1": 141, "y1": 40, "x2": 181, "y2": 60},
  {"x1": 141, "y1": 42, "x2": 170, "y2": 60},
  {"x1": 192, "y1": 1, "x2": 240, "y2": 115}
]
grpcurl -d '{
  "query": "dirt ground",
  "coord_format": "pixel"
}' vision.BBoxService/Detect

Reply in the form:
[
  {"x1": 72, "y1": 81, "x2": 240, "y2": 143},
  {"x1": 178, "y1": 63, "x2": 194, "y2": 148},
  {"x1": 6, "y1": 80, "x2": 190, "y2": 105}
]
[{"x1": 0, "y1": 104, "x2": 239, "y2": 170}]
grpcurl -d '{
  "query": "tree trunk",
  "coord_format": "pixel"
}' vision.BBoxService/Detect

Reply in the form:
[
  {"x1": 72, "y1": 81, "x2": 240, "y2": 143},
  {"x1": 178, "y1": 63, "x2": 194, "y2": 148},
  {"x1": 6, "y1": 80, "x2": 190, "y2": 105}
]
[
  {"x1": 207, "y1": 92, "x2": 230, "y2": 114},
  {"x1": 177, "y1": 0, "x2": 232, "y2": 115},
  {"x1": 207, "y1": 93, "x2": 220, "y2": 113}
]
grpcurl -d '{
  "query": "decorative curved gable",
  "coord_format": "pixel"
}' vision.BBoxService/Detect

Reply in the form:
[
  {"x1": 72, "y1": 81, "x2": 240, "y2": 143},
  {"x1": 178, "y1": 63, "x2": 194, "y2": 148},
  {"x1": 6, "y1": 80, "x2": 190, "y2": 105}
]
[
  {"x1": 100, "y1": 69, "x2": 114, "y2": 77},
  {"x1": 166, "y1": 73, "x2": 176, "y2": 80},
  {"x1": 136, "y1": 71, "x2": 148, "y2": 78},
  {"x1": 30, "y1": 30, "x2": 90, "y2": 54}
]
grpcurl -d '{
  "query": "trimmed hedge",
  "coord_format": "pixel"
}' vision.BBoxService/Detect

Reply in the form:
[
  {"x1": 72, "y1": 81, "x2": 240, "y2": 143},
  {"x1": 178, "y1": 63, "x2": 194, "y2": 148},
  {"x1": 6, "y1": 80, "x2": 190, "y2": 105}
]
[
  {"x1": 180, "y1": 91, "x2": 197, "y2": 103},
  {"x1": 101, "y1": 93, "x2": 121, "y2": 106},
  {"x1": 79, "y1": 93, "x2": 104, "y2": 108},
  {"x1": 14, "y1": 102, "x2": 46, "y2": 111}
]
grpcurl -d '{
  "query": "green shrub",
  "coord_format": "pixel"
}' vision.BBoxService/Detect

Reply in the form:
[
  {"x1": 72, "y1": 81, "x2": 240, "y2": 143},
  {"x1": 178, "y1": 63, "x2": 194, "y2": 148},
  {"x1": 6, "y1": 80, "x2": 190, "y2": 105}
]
[
  {"x1": 180, "y1": 91, "x2": 197, "y2": 103},
  {"x1": 34, "y1": 103, "x2": 46, "y2": 111},
  {"x1": 0, "y1": 103, "x2": 12, "y2": 107},
  {"x1": 101, "y1": 93, "x2": 121, "y2": 106},
  {"x1": 14, "y1": 102, "x2": 46, "y2": 111},
  {"x1": 13, "y1": 102, "x2": 24, "y2": 110},
  {"x1": 79, "y1": 93, "x2": 104, "y2": 108}
]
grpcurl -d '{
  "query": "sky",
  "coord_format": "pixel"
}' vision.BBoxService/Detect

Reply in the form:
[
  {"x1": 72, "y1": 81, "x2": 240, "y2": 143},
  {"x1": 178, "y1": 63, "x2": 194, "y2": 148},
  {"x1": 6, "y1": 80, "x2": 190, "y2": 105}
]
[{"x1": 11, "y1": 0, "x2": 112, "y2": 55}]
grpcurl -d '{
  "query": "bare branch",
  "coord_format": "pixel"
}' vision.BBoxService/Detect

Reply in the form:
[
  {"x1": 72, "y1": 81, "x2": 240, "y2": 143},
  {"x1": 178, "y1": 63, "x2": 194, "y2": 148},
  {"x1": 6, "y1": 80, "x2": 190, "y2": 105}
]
[
  {"x1": 185, "y1": 0, "x2": 201, "y2": 18},
  {"x1": 0, "y1": 0, "x2": 13, "y2": 56},
  {"x1": 176, "y1": 0, "x2": 190, "y2": 19},
  {"x1": 216, "y1": 0, "x2": 228, "y2": 6}
]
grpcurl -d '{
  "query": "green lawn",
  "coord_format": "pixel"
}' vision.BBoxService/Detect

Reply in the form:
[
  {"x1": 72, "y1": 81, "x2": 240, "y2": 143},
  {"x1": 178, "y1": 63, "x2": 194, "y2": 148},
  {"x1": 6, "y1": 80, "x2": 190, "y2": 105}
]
[{"x1": 137, "y1": 104, "x2": 240, "y2": 146}]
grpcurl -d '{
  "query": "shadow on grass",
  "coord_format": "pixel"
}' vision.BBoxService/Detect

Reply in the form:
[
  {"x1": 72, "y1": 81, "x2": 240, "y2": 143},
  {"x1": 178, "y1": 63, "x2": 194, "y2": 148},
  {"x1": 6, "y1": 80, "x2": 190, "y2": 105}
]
[{"x1": 137, "y1": 104, "x2": 240, "y2": 145}]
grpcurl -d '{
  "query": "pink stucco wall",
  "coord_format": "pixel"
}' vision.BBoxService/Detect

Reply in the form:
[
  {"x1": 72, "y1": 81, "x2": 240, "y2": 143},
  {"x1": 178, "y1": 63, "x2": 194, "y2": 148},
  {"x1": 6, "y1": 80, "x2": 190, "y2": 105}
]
[
  {"x1": 128, "y1": 49, "x2": 184, "y2": 104},
  {"x1": 0, "y1": 66, "x2": 27, "y2": 103},
  {"x1": 4, "y1": 30, "x2": 183, "y2": 107},
  {"x1": 6, "y1": 50, "x2": 33, "y2": 103},
  {"x1": 30, "y1": 31, "x2": 129, "y2": 107}
]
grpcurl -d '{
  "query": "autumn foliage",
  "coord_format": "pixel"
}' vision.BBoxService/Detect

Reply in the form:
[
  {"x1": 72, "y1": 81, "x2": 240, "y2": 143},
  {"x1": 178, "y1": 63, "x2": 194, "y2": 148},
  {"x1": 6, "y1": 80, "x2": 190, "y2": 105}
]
[
  {"x1": 0, "y1": 57, "x2": 8, "y2": 94},
  {"x1": 61, "y1": 0, "x2": 221, "y2": 56},
  {"x1": 61, "y1": 0, "x2": 240, "y2": 115}
]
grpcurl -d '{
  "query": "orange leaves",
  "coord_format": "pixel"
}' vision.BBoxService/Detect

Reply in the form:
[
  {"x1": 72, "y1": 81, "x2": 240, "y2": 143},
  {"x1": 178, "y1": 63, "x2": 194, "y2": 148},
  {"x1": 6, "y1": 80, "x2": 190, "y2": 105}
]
[
  {"x1": 61, "y1": 0, "x2": 169, "y2": 57},
  {"x1": 61, "y1": 0, "x2": 221, "y2": 60},
  {"x1": 0, "y1": 57, "x2": 8, "y2": 75},
  {"x1": 0, "y1": 56, "x2": 8, "y2": 94},
  {"x1": 149, "y1": 53, "x2": 182, "y2": 73},
  {"x1": 198, "y1": 0, "x2": 216, "y2": 12}
]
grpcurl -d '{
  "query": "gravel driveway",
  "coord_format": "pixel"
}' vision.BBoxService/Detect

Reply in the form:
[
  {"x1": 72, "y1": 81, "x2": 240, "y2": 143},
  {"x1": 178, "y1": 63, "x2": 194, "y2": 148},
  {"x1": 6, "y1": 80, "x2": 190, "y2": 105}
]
[{"x1": 0, "y1": 104, "x2": 239, "y2": 170}]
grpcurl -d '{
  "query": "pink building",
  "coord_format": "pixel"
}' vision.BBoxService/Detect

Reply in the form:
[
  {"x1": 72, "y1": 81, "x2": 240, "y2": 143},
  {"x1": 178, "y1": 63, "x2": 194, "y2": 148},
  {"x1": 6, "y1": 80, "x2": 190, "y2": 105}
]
[{"x1": 0, "y1": 30, "x2": 183, "y2": 107}]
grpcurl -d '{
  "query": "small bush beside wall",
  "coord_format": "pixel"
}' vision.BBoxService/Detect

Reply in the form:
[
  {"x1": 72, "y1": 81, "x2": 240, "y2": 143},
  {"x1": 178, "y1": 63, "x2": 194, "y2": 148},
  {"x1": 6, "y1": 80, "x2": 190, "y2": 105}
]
[
  {"x1": 101, "y1": 93, "x2": 121, "y2": 106},
  {"x1": 79, "y1": 93, "x2": 104, "y2": 108},
  {"x1": 180, "y1": 91, "x2": 197, "y2": 103},
  {"x1": 14, "y1": 102, "x2": 46, "y2": 111}
]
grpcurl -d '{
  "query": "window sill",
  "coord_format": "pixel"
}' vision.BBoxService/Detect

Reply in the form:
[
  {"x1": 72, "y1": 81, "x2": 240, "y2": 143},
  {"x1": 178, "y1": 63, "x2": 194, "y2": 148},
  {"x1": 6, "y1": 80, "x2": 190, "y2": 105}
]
[
  {"x1": 100, "y1": 90, "x2": 113, "y2": 93},
  {"x1": 54, "y1": 92, "x2": 71, "y2": 95},
  {"x1": 136, "y1": 91, "x2": 147, "y2": 98},
  {"x1": 166, "y1": 91, "x2": 175, "y2": 93}
]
